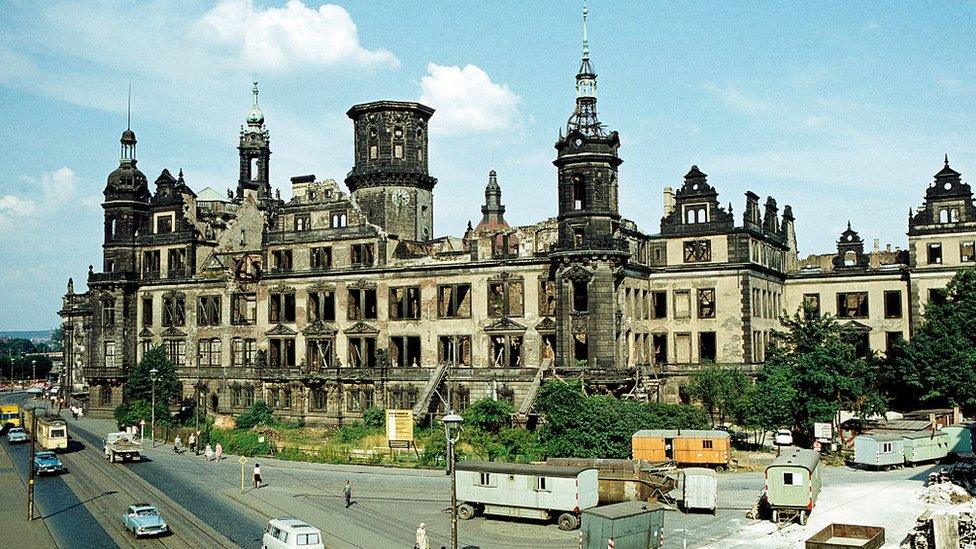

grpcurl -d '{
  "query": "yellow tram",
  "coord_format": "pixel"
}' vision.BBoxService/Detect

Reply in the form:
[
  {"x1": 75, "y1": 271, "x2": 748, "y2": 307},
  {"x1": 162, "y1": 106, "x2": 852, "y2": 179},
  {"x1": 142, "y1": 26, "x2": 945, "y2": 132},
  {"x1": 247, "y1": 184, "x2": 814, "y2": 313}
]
[
  {"x1": 1, "y1": 403, "x2": 21, "y2": 431},
  {"x1": 23, "y1": 407, "x2": 68, "y2": 451}
]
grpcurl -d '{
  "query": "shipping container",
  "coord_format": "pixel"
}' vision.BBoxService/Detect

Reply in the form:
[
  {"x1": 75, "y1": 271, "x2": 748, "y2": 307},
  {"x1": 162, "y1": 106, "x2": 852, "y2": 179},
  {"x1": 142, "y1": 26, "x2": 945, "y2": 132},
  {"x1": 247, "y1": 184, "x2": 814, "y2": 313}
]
[
  {"x1": 581, "y1": 501, "x2": 665, "y2": 549},
  {"x1": 765, "y1": 447, "x2": 821, "y2": 525},
  {"x1": 632, "y1": 429, "x2": 731, "y2": 468},
  {"x1": 454, "y1": 461, "x2": 599, "y2": 531}
]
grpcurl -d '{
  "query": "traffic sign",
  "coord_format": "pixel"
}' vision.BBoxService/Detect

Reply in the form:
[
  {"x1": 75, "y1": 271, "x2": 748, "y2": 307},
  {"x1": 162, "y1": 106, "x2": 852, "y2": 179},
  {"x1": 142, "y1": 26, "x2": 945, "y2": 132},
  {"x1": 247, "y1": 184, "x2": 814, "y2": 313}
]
[{"x1": 239, "y1": 456, "x2": 248, "y2": 465}]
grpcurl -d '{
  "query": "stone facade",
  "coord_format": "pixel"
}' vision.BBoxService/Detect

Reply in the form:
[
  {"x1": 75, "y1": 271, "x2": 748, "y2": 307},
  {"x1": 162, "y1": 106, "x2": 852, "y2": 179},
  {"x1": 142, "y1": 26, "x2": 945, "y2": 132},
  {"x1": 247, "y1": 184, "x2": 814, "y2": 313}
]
[{"x1": 59, "y1": 26, "x2": 976, "y2": 422}]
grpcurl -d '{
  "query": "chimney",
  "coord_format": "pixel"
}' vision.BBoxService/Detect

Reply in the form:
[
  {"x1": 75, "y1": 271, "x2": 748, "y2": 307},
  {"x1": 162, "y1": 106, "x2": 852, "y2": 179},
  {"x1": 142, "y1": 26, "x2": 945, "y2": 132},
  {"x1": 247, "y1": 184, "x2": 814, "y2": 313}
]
[
  {"x1": 663, "y1": 187, "x2": 675, "y2": 217},
  {"x1": 873, "y1": 239, "x2": 880, "y2": 253},
  {"x1": 886, "y1": 243, "x2": 891, "y2": 252}
]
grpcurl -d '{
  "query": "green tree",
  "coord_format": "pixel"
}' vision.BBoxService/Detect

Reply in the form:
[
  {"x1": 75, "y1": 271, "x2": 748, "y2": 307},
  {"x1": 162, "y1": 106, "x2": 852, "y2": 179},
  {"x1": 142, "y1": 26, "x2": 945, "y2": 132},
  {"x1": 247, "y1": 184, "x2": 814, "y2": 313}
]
[
  {"x1": 114, "y1": 399, "x2": 171, "y2": 430},
  {"x1": 124, "y1": 346, "x2": 180, "y2": 404},
  {"x1": 888, "y1": 269, "x2": 976, "y2": 412},
  {"x1": 687, "y1": 364, "x2": 751, "y2": 426},
  {"x1": 236, "y1": 401, "x2": 275, "y2": 430},
  {"x1": 49, "y1": 327, "x2": 63, "y2": 352},
  {"x1": 758, "y1": 308, "x2": 884, "y2": 437},
  {"x1": 462, "y1": 398, "x2": 514, "y2": 434}
]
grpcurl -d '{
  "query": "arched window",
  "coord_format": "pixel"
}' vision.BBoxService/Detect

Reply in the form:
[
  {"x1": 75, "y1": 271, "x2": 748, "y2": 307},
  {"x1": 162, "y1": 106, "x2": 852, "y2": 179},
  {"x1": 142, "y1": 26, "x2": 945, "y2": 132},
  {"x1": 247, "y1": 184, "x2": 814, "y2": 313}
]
[
  {"x1": 392, "y1": 126, "x2": 404, "y2": 159},
  {"x1": 368, "y1": 127, "x2": 378, "y2": 160},
  {"x1": 951, "y1": 209, "x2": 960, "y2": 222},
  {"x1": 940, "y1": 209, "x2": 950, "y2": 223}
]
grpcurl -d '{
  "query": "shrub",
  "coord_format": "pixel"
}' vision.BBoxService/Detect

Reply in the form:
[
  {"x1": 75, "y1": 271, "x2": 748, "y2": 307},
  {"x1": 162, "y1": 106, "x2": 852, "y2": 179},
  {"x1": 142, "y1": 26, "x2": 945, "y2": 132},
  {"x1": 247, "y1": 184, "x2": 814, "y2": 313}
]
[
  {"x1": 236, "y1": 401, "x2": 275, "y2": 430},
  {"x1": 462, "y1": 398, "x2": 514, "y2": 434},
  {"x1": 362, "y1": 406, "x2": 385, "y2": 430},
  {"x1": 208, "y1": 429, "x2": 271, "y2": 456},
  {"x1": 334, "y1": 421, "x2": 375, "y2": 444}
]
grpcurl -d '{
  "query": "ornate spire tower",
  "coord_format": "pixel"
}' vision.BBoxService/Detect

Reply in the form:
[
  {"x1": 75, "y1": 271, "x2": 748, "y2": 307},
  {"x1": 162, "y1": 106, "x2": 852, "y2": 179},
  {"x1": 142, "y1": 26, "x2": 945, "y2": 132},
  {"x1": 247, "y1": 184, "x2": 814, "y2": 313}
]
[
  {"x1": 475, "y1": 169, "x2": 509, "y2": 232},
  {"x1": 237, "y1": 80, "x2": 272, "y2": 199},
  {"x1": 550, "y1": 1, "x2": 627, "y2": 370},
  {"x1": 102, "y1": 89, "x2": 149, "y2": 275}
]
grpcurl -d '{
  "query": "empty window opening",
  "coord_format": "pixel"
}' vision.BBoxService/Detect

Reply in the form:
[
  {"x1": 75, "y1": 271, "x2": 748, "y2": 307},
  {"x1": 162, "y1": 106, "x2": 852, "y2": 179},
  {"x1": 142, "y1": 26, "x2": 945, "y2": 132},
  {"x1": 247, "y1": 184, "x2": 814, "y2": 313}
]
[
  {"x1": 836, "y1": 292, "x2": 869, "y2": 318},
  {"x1": 197, "y1": 295, "x2": 222, "y2": 326},
  {"x1": 884, "y1": 290, "x2": 902, "y2": 318},
  {"x1": 652, "y1": 291, "x2": 667, "y2": 319},
  {"x1": 574, "y1": 334, "x2": 588, "y2": 362},
  {"x1": 390, "y1": 286, "x2": 421, "y2": 320},
  {"x1": 307, "y1": 337, "x2": 335, "y2": 369},
  {"x1": 438, "y1": 335, "x2": 472, "y2": 366},
  {"x1": 390, "y1": 335, "x2": 422, "y2": 367},
  {"x1": 351, "y1": 243, "x2": 374, "y2": 266},
  {"x1": 231, "y1": 293, "x2": 257, "y2": 325},
  {"x1": 268, "y1": 338, "x2": 296, "y2": 368},
  {"x1": 699, "y1": 332, "x2": 717, "y2": 363},
  {"x1": 269, "y1": 292, "x2": 296, "y2": 323},
  {"x1": 572, "y1": 280, "x2": 588, "y2": 312},
  {"x1": 928, "y1": 243, "x2": 943, "y2": 264},
  {"x1": 652, "y1": 333, "x2": 668, "y2": 365},
  {"x1": 491, "y1": 334, "x2": 523, "y2": 368},
  {"x1": 231, "y1": 338, "x2": 257, "y2": 367},
  {"x1": 438, "y1": 284, "x2": 472, "y2": 318},
  {"x1": 310, "y1": 247, "x2": 333, "y2": 270},
  {"x1": 697, "y1": 288, "x2": 716, "y2": 319},
  {"x1": 572, "y1": 175, "x2": 586, "y2": 210},
  {"x1": 488, "y1": 279, "x2": 524, "y2": 317},
  {"x1": 347, "y1": 336, "x2": 377, "y2": 367},
  {"x1": 347, "y1": 287, "x2": 377, "y2": 320},
  {"x1": 307, "y1": 290, "x2": 336, "y2": 322}
]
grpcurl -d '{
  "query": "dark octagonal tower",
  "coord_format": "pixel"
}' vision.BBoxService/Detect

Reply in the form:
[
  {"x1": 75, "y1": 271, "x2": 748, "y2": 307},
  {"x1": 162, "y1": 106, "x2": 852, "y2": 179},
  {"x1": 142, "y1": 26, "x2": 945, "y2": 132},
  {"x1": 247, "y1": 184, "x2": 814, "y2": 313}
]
[
  {"x1": 345, "y1": 101, "x2": 436, "y2": 241},
  {"x1": 550, "y1": 3, "x2": 629, "y2": 370}
]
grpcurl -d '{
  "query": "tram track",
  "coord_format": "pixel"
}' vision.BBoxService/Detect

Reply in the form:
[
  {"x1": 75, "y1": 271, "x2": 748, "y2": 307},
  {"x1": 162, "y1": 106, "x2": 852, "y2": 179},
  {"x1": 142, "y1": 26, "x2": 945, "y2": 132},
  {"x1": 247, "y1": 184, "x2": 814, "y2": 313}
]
[{"x1": 57, "y1": 424, "x2": 237, "y2": 548}]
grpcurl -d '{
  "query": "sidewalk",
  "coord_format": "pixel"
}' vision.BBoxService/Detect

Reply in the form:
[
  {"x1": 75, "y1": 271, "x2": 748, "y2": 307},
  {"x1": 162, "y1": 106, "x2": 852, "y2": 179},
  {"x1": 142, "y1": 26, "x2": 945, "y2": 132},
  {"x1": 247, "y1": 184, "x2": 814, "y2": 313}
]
[{"x1": 0, "y1": 440, "x2": 57, "y2": 548}]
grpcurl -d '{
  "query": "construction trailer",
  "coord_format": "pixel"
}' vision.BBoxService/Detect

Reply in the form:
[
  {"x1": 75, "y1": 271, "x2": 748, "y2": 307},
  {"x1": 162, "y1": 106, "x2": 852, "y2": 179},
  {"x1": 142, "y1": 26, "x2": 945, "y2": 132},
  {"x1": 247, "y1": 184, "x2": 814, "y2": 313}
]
[
  {"x1": 681, "y1": 467, "x2": 718, "y2": 513},
  {"x1": 940, "y1": 425, "x2": 973, "y2": 456},
  {"x1": 853, "y1": 432, "x2": 904, "y2": 469},
  {"x1": 454, "y1": 461, "x2": 599, "y2": 531},
  {"x1": 581, "y1": 501, "x2": 665, "y2": 549},
  {"x1": 902, "y1": 431, "x2": 950, "y2": 465},
  {"x1": 631, "y1": 430, "x2": 731, "y2": 468},
  {"x1": 545, "y1": 457, "x2": 669, "y2": 504},
  {"x1": 765, "y1": 446, "x2": 822, "y2": 525}
]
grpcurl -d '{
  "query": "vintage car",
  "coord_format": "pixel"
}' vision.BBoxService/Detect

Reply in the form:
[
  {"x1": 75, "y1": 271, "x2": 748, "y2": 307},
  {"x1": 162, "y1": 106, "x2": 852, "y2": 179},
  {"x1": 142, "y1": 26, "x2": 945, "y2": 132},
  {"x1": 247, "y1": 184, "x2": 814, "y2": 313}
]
[
  {"x1": 33, "y1": 451, "x2": 64, "y2": 474},
  {"x1": 121, "y1": 504, "x2": 168, "y2": 538},
  {"x1": 7, "y1": 427, "x2": 27, "y2": 443}
]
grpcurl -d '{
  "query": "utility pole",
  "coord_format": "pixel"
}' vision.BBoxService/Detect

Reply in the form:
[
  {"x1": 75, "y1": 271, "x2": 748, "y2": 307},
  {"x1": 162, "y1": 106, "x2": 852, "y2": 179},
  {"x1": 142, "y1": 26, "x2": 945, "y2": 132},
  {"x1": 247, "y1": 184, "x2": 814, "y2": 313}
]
[{"x1": 27, "y1": 411, "x2": 36, "y2": 521}]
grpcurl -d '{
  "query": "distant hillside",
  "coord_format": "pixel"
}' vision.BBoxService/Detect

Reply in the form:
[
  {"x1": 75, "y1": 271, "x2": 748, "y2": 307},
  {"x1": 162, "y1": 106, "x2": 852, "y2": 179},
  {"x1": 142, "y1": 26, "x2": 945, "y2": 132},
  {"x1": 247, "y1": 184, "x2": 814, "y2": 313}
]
[{"x1": 0, "y1": 330, "x2": 53, "y2": 342}]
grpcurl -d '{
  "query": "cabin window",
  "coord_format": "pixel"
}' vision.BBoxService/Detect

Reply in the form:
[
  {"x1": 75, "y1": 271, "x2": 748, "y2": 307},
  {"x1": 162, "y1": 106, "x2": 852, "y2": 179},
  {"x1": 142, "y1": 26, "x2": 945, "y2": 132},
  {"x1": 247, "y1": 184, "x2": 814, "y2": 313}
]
[
  {"x1": 783, "y1": 472, "x2": 796, "y2": 486},
  {"x1": 478, "y1": 472, "x2": 492, "y2": 486},
  {"x1": 702, "y1": 439, "x2": 713, "y2": 449},
  {"x1": 535, "y1": 476, "x2": 549, "y2": 492},
  {"x1": 881, "y1": 442, "x2": 893, "y2": 453}
]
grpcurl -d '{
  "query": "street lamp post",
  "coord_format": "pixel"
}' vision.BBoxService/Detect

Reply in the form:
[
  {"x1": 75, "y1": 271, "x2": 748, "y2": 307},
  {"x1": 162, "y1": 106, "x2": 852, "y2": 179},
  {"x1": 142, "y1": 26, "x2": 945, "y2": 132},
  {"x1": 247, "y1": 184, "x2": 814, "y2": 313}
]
[
  {"x1": 31, "y1": 360, "x2": 36, "y2": 385},
  {"x1": 149, "y1": 367, "x2": 159, "y2": 448},
  {"x1": 442, "y1": 412, "x2": 463, "y2": 549}
]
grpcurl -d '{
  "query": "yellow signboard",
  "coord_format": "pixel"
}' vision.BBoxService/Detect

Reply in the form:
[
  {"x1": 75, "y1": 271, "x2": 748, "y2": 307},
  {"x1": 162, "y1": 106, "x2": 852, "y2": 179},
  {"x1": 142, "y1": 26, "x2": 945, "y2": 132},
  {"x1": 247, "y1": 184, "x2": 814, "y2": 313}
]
[{"x1": 386, "y1": 409, "x2": 414, "y2": 442}]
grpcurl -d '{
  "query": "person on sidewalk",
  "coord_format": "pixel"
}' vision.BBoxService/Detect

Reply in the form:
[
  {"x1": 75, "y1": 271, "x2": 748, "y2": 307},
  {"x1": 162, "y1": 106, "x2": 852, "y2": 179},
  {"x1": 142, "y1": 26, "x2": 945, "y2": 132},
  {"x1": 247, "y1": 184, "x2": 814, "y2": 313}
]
[
  {"x1": 188, "y1": 432, "x2": 196, "y2": 454},
  {"x1": 415, "y1": 523, "x2": 429, "y2": 549},
  {"x1": 253, "y1": 463, "x2": 262, "y2": 489},
  {"x1": 204, "y1": 443, "x2": 214, "y2": 461},
  {"x1": 343, "y1": 480, "x2": 352, "y2": 508},
  {"x1": 215, "y1": 442, "x2": 223, "y2": 462},
  {"x1": 174, "y1": 435, "x2": 183, "y2": 453}
]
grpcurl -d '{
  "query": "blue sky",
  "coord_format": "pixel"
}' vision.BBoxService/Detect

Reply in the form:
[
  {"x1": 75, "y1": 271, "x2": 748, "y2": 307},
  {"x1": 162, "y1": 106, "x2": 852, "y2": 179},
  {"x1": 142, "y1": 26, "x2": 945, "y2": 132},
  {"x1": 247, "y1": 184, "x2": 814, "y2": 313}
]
[{"x1": 1, "y1": 1, "x2": 974, "y2": 330}]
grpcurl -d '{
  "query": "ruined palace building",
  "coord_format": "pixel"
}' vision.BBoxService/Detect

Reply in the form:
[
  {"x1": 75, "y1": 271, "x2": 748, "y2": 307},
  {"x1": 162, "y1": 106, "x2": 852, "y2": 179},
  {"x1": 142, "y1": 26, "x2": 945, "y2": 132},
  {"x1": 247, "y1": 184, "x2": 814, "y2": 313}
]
[{"x1": 60, "y1": 10, "x2": 976, "y2": 421}]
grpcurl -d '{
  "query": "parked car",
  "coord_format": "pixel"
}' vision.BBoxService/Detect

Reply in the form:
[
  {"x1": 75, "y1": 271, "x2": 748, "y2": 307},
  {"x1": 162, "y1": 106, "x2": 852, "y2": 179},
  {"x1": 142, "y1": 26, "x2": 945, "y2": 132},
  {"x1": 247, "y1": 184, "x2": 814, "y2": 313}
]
[
  {"x1": 7, "y1": 427, "x2": 27, "y2": 443},
  {"x1": 33, "y1": 451, "x2": 64, "y2": 474},
  {"x1": 263, "y1": 517, "x2": 325, "y2": 549},
  {"x1": 26, "y1": 387, "x2": 44, "y2": 397},
  {"x1": 121, "y1": 504, "x2": 168, "y2": 538},
  {"x1": 774, "y1": 429, "x2": 794, "y2": 446}
]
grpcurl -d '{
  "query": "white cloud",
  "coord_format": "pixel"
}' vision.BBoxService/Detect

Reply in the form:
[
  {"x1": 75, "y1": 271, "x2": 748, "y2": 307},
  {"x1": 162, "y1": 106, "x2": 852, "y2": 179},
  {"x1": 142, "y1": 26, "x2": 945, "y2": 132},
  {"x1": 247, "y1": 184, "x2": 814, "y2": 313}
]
[
  {"x1": 0, "y1": 195, "x2": 36, "y2": 217},
  {"x1": 195, "y1": 0, "x2": 399, "y2": 72},
  {"x1": 419, "y1": 63, "x2": 521, "y2": 135},
  {"x1": 702, "y1": 83, "x2": 774, "y2": 115}
]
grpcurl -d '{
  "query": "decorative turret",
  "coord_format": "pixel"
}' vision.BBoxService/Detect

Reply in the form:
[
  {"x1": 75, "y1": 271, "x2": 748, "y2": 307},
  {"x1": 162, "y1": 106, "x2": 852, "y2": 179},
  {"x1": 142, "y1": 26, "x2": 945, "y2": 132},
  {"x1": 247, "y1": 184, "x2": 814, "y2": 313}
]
[
  {"x1": 475, "y1": 169, "x2": 509, "y2": 233},
  {"x1": 909, "y1": 155, "x2": 976, "y2": 234},
  {"x1": 102, "y1": 93, "x2": 150, "y2": 275},
  {"x1": 833, "y1": 221, "x2": 868, "y2": 269},
  {"x1": 237, "y1": 81, "x2": 272, "y2": 200}
]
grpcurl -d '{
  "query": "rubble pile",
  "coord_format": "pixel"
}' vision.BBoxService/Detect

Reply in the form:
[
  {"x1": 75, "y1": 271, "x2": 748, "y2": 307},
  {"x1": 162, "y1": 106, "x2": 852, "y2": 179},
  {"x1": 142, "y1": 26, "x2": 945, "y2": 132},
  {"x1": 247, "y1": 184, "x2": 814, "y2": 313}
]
[{"x1": 919, "y1": 481, "x2": 973, "y2": 505}]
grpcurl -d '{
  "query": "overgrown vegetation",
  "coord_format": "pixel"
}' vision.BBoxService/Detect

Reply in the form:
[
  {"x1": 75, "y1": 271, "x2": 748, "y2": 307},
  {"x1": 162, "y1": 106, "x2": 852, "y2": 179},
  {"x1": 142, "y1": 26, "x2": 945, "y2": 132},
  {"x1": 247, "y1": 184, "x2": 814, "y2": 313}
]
[
  {"x1": 536, "y1": 380, "x2": 709, "y2": 459},
  {"x1": 884, "y1": 269, "x2": 976, "y2": 413},
  {"x1": 113, "y1": 346, "x2": 181, "y2": 429}
]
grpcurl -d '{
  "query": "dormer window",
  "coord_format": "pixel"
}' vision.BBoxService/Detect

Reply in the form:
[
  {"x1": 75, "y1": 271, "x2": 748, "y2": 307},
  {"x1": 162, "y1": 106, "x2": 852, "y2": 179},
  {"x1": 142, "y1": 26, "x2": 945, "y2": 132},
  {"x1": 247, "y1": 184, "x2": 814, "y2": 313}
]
[
  {"x1": 331, "y1": 212, "x2": 348, "y2": 228},
  {"x1": 684, "y1": 205, "x2": 708, "y2": 224}
]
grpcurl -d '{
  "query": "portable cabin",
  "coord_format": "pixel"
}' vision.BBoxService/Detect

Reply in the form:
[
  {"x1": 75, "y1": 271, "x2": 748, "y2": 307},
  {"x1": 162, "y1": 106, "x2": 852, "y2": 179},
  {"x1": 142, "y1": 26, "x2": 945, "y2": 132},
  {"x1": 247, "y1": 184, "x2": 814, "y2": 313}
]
[
  {"x1": 765, "y1": 447, "x2": 821, "y2": 525},
  {"x1": 581, "y1": 501, "x2": 665, "y2": 549},
  {"x1": 902, "y1": 431, "x2": 949, "y2": 465},
  {"x1": 853, "y1": 432, "x2": 904, "y2": 469},
  {"x1": 941, "y1": 425, "x2": 973, "y2": 456},
  {"x1": 454, "y1": 461, "x2": 599, "y2": 530},
  {"x1": 681, "y1": 468, "x2": 718, "y2": 513},
  {"x1": 632, "y1": 430, "x2": 731, "y2": 468}
]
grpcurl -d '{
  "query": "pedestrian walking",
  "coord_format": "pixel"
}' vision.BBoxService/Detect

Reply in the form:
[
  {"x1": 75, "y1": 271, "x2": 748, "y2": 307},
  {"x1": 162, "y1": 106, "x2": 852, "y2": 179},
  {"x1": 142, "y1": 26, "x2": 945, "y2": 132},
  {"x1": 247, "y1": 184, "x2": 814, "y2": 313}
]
[
  {"x1": 204, "y1": 443, "x2": 214, "y2": 461},
  {"x1": 188, "y1": 432, "x2": 197, "y2": 454},
  {"x1": 253, "y1": 463, "x2": 262, "y2": 489},
  {"x1": 343, "y1": 480, "x2": 352, "y2": 508},
  {"x1": 414, "y1": 522, "x2": 429, "y2": 549},
  {"x1": 174, "y1": 435, "x2": 183, "y2": 453},
  {"x1": 215, "y1": 442, "x2": 223, "y2": 461}
]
